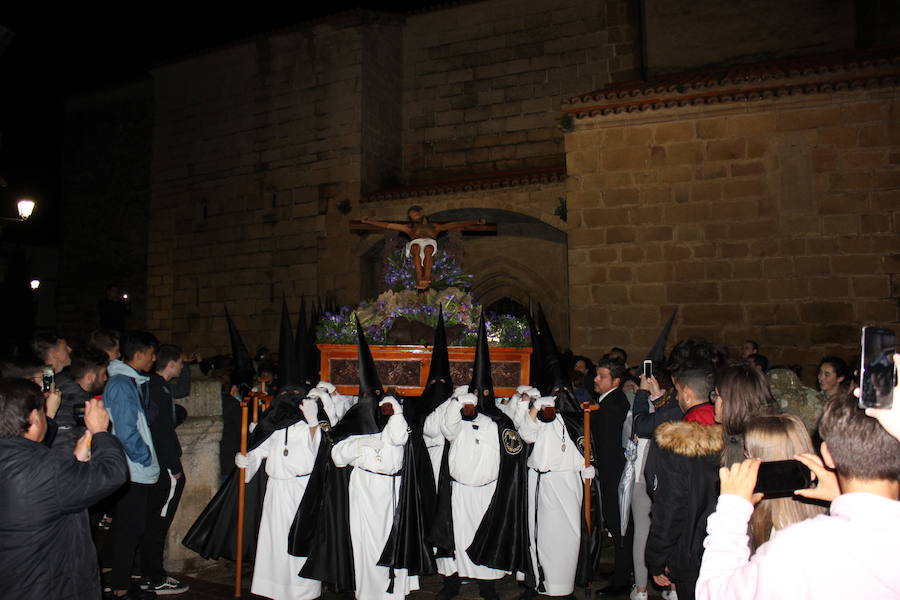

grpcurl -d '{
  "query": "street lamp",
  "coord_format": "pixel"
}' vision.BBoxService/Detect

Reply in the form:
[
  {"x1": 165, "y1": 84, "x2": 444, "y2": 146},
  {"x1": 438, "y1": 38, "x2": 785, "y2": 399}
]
[
  {"x1": 17, "y1": 199, "x2": 34, "y2": 220},
  {"x1": 30, "y1": 279, "x2": 40, "y2": 290},
  {"x1": 0, "y1": 198, "x2": 36, "y2": 223}
]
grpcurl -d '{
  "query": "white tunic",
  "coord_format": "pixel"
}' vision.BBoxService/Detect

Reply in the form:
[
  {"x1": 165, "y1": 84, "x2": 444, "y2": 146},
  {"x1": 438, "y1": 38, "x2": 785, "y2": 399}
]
[
  {"x1": 441, "y1": 408, "x2": 505, "y2": 580},
  {"x1": 244, "y1": 421, "x2": 322, "y2": 600},
  {"x1": 332, "y1": 415, "x2": 419, "y2": 600},
  {"x1": 518, "y1": 414, "x2": 585, "y2": 596}
]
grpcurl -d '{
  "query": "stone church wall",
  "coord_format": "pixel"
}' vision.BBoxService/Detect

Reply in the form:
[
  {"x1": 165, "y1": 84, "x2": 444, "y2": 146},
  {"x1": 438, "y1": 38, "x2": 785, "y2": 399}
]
[
  {"x1": 565, "y1": 81, "x2": 900, "y2": 380},
  {"x1": 401, "y1": 0, "x2": 640, "y2": 181}
]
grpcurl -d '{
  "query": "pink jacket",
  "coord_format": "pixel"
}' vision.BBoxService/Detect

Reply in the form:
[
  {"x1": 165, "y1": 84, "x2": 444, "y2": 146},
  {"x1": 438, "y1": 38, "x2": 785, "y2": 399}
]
[{"x1": 697, "y1": 492, "x2": 900, "y2": 599}]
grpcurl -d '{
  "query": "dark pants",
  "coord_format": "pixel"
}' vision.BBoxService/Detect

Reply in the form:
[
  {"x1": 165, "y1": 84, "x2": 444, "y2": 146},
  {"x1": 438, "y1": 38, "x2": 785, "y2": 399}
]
[
  {"x1": 110, "y1": 481, "x2": 153, "y2": 591},
  {"x1": 599, "y1": 479, "x2": 634, "y2": 588},
  {"x1": 674, "y1": 575, "x2": 697, "y2": 600},
  {"x1": 139, "y1": 470, "x2": 186, "y2": 584}
]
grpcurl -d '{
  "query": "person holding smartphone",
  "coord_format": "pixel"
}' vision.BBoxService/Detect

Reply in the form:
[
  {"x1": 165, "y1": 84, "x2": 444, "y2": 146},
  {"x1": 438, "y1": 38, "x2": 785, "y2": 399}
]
[{"x1": 696, "y1": 370, "x2": 900, "y2": 599}]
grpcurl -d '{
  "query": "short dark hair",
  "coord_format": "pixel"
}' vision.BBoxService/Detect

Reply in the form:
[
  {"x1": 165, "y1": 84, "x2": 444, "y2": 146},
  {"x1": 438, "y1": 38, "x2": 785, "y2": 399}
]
[
  {"x1": 30, "y1": 332, "x2": 64, "y2": 362},
  {"x1": 667, "y1": 339, "x2": 721, "y2": 377},
  {"x1": 0, "y1": 356, "x2": 43, "y2": 380},
  {"x1": 69, "y1": 345, "x2": 110, "y2": 381},
  {"x1": 0, "y1": 378, "x2": 44, "y2": 438},
  {"x1": 156, "y1": 344, "x2": 182, "y2": 371},
  {"x1": 89, "y1": 329, "x2": 120, "y2": 352},
  {"x1": 610, "y1": 346, "x2": 628, "y2": 363},
  {"x1": 819, "y1": 394, "x2": 900, "y2": 481},
  {"x1": 676, "y1": 366, "x2": 715, "y2": 405},
  {"x1": 597, "y1": 357, "x2": 627, "y2": 385},
  {"x1": 407, "y1": 205, "x2": 423, "y2": 214},
  {"x1": 744, "y1": 340, "x2": 759, "y2": 352},
  {"x1": 716, "y1": 363, "x2": 772, "y2": 435},
  {"x1": 747, "y1": 353, "x2": 769, "y2": 372},
  {"x1": 121, "y1": 331, "x2": 159, "y2": 362}
]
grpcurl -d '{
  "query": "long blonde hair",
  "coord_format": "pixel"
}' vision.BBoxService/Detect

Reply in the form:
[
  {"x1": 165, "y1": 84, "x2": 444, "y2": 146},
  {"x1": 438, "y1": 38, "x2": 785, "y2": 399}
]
[{"x1": 744, "y1": 413, "x2": 827, "y2": 550}]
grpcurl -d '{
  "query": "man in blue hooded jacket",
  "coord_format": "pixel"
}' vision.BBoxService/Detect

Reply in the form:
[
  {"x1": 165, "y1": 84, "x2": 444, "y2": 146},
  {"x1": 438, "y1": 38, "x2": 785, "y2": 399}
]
[{"x1": 103, "y1": 331, "x2": 160, "y2": 599}]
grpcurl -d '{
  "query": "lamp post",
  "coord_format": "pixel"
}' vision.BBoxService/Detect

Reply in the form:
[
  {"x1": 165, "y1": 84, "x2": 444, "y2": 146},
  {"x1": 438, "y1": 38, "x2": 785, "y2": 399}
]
[{"x1": 0, "y1": 198, "x2": 36, "y2": 223}]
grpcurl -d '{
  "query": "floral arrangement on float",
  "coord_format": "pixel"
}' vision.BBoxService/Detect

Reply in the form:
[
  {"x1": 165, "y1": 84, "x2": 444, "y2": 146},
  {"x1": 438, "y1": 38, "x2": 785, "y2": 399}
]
[{"x1": 316, "y1": 240, "x2": 530, "y2": 347}]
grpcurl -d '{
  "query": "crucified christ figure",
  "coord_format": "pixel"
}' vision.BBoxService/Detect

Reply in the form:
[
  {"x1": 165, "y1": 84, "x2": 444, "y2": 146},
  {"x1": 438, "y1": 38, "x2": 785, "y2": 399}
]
[{"x1": 362, "y1": 205, "x2": 485, "y2": 290}]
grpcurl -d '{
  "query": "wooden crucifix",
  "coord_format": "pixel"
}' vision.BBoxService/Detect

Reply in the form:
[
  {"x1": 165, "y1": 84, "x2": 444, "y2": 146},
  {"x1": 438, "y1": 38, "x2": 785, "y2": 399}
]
[{"x1": 351, "y1": 205, "x2": 496, "y2": 291}]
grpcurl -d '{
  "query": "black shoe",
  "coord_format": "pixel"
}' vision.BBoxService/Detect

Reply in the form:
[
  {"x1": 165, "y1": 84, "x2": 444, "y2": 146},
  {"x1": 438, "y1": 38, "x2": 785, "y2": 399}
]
[
  {"x1": 478, "y1": 580, "x2": 499, "y2": 600},
  {"x1": 518, "y1": 588, "x2": 538, "y2": 600},
  {"x1": 595, "y1": 584, "x2": 629, "y2": 596},
  {"x1": 436, "y1": 575, "x2": 461, "y2": 600}
]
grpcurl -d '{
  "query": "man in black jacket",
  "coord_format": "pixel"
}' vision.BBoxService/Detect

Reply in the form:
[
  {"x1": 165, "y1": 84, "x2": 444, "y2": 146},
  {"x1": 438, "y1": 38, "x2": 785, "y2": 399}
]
[
  {"x1": 54, "y1": 345, "x2": 109, "y2": 454},
  {"x1": 590, "y1": 357, "x2": 633, "y2": 595},
  {"x1": 141, "y1": 344, "x2": 191, "y2": 595},
  {"x1": 0, "y1": 377, "x2": 127, "y2": 599}
]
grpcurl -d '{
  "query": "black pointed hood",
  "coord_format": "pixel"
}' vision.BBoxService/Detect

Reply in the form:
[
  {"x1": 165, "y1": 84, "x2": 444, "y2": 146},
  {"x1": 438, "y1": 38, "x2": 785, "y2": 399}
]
[
  {"x1": 277, "y1": 297, "x2": 302, "y2": 389},
  {"x1": 646, "y1": 309, "x2": 678, "y2": 363},
  {"x1": 524, "y1": 309, "x2": 543, "y2": 390},
  {"x1": 537, "y1": 305, "x2": 581, "y2": 414},
  {"x1": 329, "y1": 315, "x2": 389, "y2": 442},
  {"x1": 419, "y1": 307, "x2": 454, "y2": 417},
  {"x1": 295, "y1": 297, "x2": 315, "y2": 387},
  {"x1": 225, "y1": 305, "x2": 255, "y2": 389},
  {"x1": 468, "y1": 311, "x2": 499, "y2": 415}
]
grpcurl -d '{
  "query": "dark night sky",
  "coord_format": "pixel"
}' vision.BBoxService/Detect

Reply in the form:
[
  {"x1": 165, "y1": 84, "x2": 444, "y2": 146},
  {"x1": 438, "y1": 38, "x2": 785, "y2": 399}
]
[{"x1": 0, "y1": 3, "x2": 430, "y2": 246}]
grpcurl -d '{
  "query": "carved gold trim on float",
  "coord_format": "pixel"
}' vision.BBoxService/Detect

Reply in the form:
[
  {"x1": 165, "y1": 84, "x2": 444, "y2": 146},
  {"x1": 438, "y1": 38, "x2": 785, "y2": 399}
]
[{"x1": 318, "y1": 343, "x2": 532, "y2": 397}]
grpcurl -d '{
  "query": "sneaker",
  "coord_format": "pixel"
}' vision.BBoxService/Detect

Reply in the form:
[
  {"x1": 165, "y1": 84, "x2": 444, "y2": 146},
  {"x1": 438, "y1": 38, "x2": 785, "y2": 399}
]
[
  {"x1": 146, "y1": 577, "x2": 189, "y2": 596},
  {"x1": 661, "y1": 589, "x2": 678, "y2": 600},
  {"x1": 629, "y1": 586, "x2": 648, "y2": 600}
]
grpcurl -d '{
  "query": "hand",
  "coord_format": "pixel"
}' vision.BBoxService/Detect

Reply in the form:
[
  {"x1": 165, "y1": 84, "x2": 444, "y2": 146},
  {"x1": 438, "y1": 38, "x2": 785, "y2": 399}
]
[
  {"x1": 793, "y1": 452, "x2": 839, "y2": 503},
  {"x1": 316, "y1": 381, "x2": 336, "y2": 394},
  {"x1": 301, "y1": 399, "x2": 319, "y2": 425},
  {"x1": 235, "y1": 453, "x2": 251, "y2": 469},
  {"x1": 653, "y1": 573, "x2": 671, "y2": 587},
  {"x1": 73, "y1": 431, "x2": 92, "y2": 462},
  {"x1": 83, "y1": 398, "x2": 110, "y2": 434},
  {"x1": 719, "y1": 459, "x2": 764, "y2": 505},
  {"x1": 581, "y1": 465, "x2": 595, "y2": 479},
  {"x1": 861, "y1": 354, "x2": 900, "y2": 442},
  {"x1": 639, "y1": 374, "x2": 660, "y2": 396},
  {"x1": 380, "y1": 396, "x2": 402, "y2": 415},
  {"x1": 44, "y1": 385, "x2": 61, "y2": 418}
]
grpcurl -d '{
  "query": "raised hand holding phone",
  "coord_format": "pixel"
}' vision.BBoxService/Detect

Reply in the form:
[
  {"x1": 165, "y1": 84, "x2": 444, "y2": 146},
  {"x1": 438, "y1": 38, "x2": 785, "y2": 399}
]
[{"x1": 719, "y1": 459, "x2": 764, "y2": 505}]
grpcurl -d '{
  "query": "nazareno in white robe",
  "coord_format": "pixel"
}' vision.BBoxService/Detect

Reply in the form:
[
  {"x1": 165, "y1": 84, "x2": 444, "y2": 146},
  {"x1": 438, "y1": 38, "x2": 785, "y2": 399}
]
[
  {"x1": 331, "y1": 414, "x2": 420, "y2": 600},
  {"x1": 517, "y1": 411, "x2": 585, "y2": 596},
  {"x1": 243, "y1": 421, "x2": 323, "y2": 600},
  {"x1": 439, "y1": 407, "x2": 505, "y2": 580}
]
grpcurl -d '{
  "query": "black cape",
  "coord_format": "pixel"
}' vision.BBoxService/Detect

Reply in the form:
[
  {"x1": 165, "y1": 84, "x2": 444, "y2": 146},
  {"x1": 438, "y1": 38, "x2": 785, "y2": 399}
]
[
  {"x1": 428, "y1": 409, "x2": 530, "y2": 574},
  {"x1": 181, "y1": 387, "x2": 308, "y2": 561}
]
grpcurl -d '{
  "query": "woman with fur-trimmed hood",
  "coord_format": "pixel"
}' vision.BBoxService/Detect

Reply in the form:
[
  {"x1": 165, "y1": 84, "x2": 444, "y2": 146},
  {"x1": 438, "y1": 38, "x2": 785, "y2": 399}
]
[{"x1": 646, "y1": 363, "x2": 770, "y2": 600}]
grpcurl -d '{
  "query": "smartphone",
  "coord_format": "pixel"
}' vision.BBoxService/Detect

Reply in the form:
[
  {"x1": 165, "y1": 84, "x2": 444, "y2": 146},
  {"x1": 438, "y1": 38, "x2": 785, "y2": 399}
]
[
  {"x1": 642, "y1": 360, "x2": 653, "y2": 380},
  {"x1": 859, "y1": 326, "x2": 896, "y2": 409},
  {"x1": 41, "y1": 366, "x2": 54, "y2": 393},
  {"x1": 753, "y1": 459, "x2": 815, "y2": 496}
]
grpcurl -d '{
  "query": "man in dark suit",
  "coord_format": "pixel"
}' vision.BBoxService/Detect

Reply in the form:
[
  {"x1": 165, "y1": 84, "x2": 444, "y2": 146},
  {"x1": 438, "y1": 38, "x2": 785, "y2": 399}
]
[{"x1": 590, "y1": 357, "x2": 633, "y2": 595}]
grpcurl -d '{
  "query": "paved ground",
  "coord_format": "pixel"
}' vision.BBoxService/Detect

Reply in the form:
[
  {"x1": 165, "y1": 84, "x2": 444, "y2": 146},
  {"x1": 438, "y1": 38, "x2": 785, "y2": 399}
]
[{"x1": 167, "y1": 543, "x2": 670, "y2": 600}]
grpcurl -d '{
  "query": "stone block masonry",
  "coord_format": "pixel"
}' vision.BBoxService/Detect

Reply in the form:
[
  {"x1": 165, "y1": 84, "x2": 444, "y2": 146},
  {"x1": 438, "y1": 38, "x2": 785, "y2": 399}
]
[
  {"x1": 565, "y1": 69, "x2": 900, "y2": 383},
  {"x1": 402, "y1": 0, "x2": 640, "y2": 181}
]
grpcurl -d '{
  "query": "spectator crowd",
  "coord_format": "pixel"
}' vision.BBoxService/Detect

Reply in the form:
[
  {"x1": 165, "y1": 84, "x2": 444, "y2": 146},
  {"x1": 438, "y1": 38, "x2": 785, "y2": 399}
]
[{"x1": 0, "y1": 318, "x2": 897, "y2": 600}]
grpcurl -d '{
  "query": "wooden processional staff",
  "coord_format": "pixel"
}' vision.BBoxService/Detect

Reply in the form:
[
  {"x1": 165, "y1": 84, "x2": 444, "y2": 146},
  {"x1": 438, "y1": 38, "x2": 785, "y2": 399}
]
[{"x1": 234, "y1": 381, "x2": 270, "y2": 597}]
